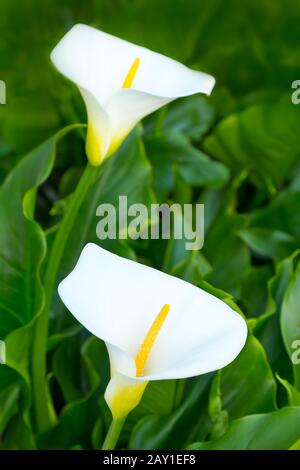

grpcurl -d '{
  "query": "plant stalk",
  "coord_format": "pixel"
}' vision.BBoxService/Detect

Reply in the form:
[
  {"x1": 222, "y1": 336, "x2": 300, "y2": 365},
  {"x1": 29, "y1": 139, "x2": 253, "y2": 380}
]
[
  {"x1": 31, "y1": 163, "x2": 98, "y2": 431},
  {"x1": 102, "y1": 417, "x2": 127, "y2": 450}
]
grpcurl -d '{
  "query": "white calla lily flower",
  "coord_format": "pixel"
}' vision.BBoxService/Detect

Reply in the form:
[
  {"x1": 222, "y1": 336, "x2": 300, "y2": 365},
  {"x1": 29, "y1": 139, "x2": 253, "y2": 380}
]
[
  {"x1": 58, "y1": 243, "x2": 247, "y2": 420},
  {"x1": 51, "y1": 24, "x2": 215, "y2": 166}
]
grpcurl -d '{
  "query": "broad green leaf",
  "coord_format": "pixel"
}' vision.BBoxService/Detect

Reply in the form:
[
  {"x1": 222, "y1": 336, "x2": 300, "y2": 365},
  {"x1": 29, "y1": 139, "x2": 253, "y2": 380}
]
[
  {"x1": 37, "y1": 389, "x2": 100, "y2": 450},
  {"x1": 0, "y1": 140, "x2": 53, "y2": 338},
  {"x1": 147, "y1": 96, "x2": 215, "y2": 140},
  {"x1": 145, "y1": 133, "x2": 229, "y2": 201},
  {"x1": 0, "y1": 366, "x2": 21, "y2": 434},
  {"x1": 0, "y1": 126, "x2": 81, "y2": 440},
  {"x1": 255, "y1": 254, "x2": 296, "y2": 379},
  {"x1": 250, "y1": 189, "x2": 300, "y2": 241},
  {"x1": 266, "y1": 254, "x2": 300, "y2": 315},
  {"x1": 56, "y1": 128, "x2": 152, "y2": 281},
  {"x1": 204, "y1": 95, "x2": 300, "y2": 187},
  {"x1": 126, "y1": 380, "x2": 185, "y2": 441},
  {"x1": 50, "y1": 129, "x2": 154, "y2": 335},
  {"x1": 129, "y1": 375, "x2": 213, "y2": 450},
  {"x1": 200, "y1": 188, "x2": 224, "y2": 232},
  {"x1": 47, "y1": 322, "x2": 82, "y2": 352},
  {"x1": 198, "y1": 280, "x2": 237, "y2": 307},
  {"x1": 92, "y1": 418, "x2": 104, "y2": 450},
  {"x1": 0, "y1": 125, "x2": 81, "y2": 340},
  {"x1": 5, "y1": 322, "x2": 36, "y2": 386},
  {"x1": 240, "y1": 265, "x2": 273, "y2": 317},
  {"x1": 0, "y1": 414, "x2": 35, "y2": 450},
  {"x1": 239, "y1": 228, "x2": 298, "y2": 262},
  {"x1": 203, "y1": 214, "x2": 251, "y2": 296},
  {"x1": 290, "y1": 438, "x2": 300, "y2": 450},
  {"x1": 170, "y1": 254, "x2": 212, "y2": 284},
  {"x1": 205, "y1": 111, "x2": 258, "y2": 177},
  {"x1": 208, "y1": 371, "x2": 228, "y2": 439},
  {"x1": 276, "y1": 375, "x2": 300, "y2": 406},
  {"x1": 39, "y1": 335, "x2": 112, "y2": 449},
  {"x1": 221, "y1": 335, "x2": 276, "y2": 418},
  {"x1": 281, "y1": 261, "x2": 300, "y2": 390},
  {"x1": 80, "y1": 336, "x2": 110, "y2": 395},
  {"x1": 161, "y1": 204, "x2": 211, "y2": 280},
  {"x1": 52, "y1": 335, "x2": 83, "y2": 403},
  {"x1": 188, "y1": 407, "x2": 300, "y2": 450}
]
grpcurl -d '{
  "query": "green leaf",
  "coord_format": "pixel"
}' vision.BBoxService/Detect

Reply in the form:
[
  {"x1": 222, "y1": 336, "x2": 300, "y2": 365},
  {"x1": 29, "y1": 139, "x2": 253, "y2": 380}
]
[
  {"x1": 203, "y1": 214, "x2": 251, "y2": 296},
  {"x1": 155, "y1": 96, "x2": 215, "y2": 140},
  {"x1": 188, "y1": 407, "x2": 300, "y2": 450},
  {"x1": 0, "y1": 414, "x2": 35, "y2": 450},
  {"x1": 281, "y1": 261, "x2": 300, "y2": 390},
  {"x1": 126, "y1": 380, "x2": 185, "y2": 440},
  {"x1": 92, "y1": 418, "x2": 104, "y2": 450},
  {"x1": 221, "y1": 335, "x2": 276, "y2": 418},
  {"x1": 238, "y1": 228, "x2": 298, "y2": 262},
  {"x1": 0, "y1": 140, "x2": 53, "y2": 338},
  {"x1": 255, "y1": 253, "x2": 296, "y2": 379},
  {"x1": 55, "y1": 128, "x2": 153, "y2": 281},
  {"x1": 0, "y1": 125, "x2": 82, "y2": 440},
  {"x1": 208, "y1": 371, "x2": 228, "y2": 439},
  {"x1": 145, "y1": 133, "x2": 229, "y2": 201},
  {"x1": 289, "y1": 438, "x2": 300, "y2": 450},
  {"x1": 80, "y1": 336, "x2": 110, "y2": 395},
  {"x1": 204, "y1": 95, "x2": 300, "y2": 187},
  {"x1": 197, "y1": 280, "x2": 238, "y2": 310},
  {"x1": 37, "y1": 389, "x2": 100, "y2": 450},
  {"x1": 250, "y1": 189, "x2": 300, "y2": 241},
  {"x1": 240, "y1": 265, "x2": 273, "y2": 317},
  {"x1": 0, "y1": 366, "x2": 21, "y2": 434},
  {"x1": 48, "y1": 129, "x2": 154, "y2": 337},
  {"x1": 52, "y1": 335, "x2": 83, "y2": 403},
  {"x1": 276, "y1": 374, "x2": 300, "y2": 406},
  {"x1": 0, "y1": 125, "x2": 81, "y2": 339},
  {"x1": 38, "y1": 334, "x2": 112, "y2": 450},
  {"x1": 170, "y1": 253, "x2": 212, "y2": 284},
  {"x1": 161, "y1": 204, "x2": 211, "y2": 280},
  {"x1": 129, "y1": 375, "x2": 212, "y2": 450}
]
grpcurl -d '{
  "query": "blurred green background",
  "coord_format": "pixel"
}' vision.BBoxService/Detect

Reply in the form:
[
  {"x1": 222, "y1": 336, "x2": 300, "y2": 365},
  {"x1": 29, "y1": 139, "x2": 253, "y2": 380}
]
[
  {"x1": 1, "y1": 0, "x2": 300, "y2": 166},
  {"x1": 1, "y1": 0, "x2": 300, "y2": 450}
]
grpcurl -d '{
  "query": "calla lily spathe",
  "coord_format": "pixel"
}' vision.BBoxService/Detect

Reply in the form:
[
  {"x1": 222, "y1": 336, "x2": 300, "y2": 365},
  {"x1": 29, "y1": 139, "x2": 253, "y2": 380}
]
[
  {"x1": 58, "y1": 243, "x2": 247, "y2": 420},
  {"x1": 51, "y1": 24, "x2": 215, "y2": 166}
]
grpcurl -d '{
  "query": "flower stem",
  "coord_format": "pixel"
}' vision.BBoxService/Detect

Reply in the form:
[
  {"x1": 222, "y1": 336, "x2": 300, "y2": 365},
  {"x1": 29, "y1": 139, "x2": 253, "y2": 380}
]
[
  {"x1": 32, "y1": 163, "x2": 98, "y2": 432},
  {"x1": 102, "y1": 417, "x2": 127, "y2": 450}
]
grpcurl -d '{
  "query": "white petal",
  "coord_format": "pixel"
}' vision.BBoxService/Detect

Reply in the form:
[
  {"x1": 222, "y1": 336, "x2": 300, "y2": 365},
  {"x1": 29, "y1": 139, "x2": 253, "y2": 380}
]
[
  {"x1": 140, "y1": 309, "x2": 247, "y2": 380},
  {"x1": 80, "y1": 88, "x2": 110, "y2": 165},
  {"x1": 106, "y1": 342, "x2": 136, "y2": 377},
  {"x1": 105, "y1": 89, "x2": 170, "y2": 156},
  {"x1": 51, "y1": 24, "x2": 215, "y2": 162},
  {"x1": 51, "y1": 24, "x2": 135, "y2": 106},
  {"x1": 51, "y1": 24, "x2": 215, "y2": 105},
  {"x1": 130, "y1": 51, "x2": 215, "y2": 99},
  {"x1": 58, "y1": 244, "x2": 247, "y2": 380}
]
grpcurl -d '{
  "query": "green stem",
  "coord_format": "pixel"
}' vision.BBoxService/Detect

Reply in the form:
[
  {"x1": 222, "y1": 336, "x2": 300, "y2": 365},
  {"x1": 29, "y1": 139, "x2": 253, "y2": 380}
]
[
  {"x1": 32, "y1": 163, "x2": 98, "y2": 432},
  {"x1": 102, "y1": 417, "x2": 127, "y2": 450}
]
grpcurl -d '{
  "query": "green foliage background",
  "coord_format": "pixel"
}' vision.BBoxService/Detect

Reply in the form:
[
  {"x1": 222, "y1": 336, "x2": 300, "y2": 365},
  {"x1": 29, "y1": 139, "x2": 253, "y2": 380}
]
[{"x1": 1, "y1": 0, "x2": 300, "y2": 450}]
